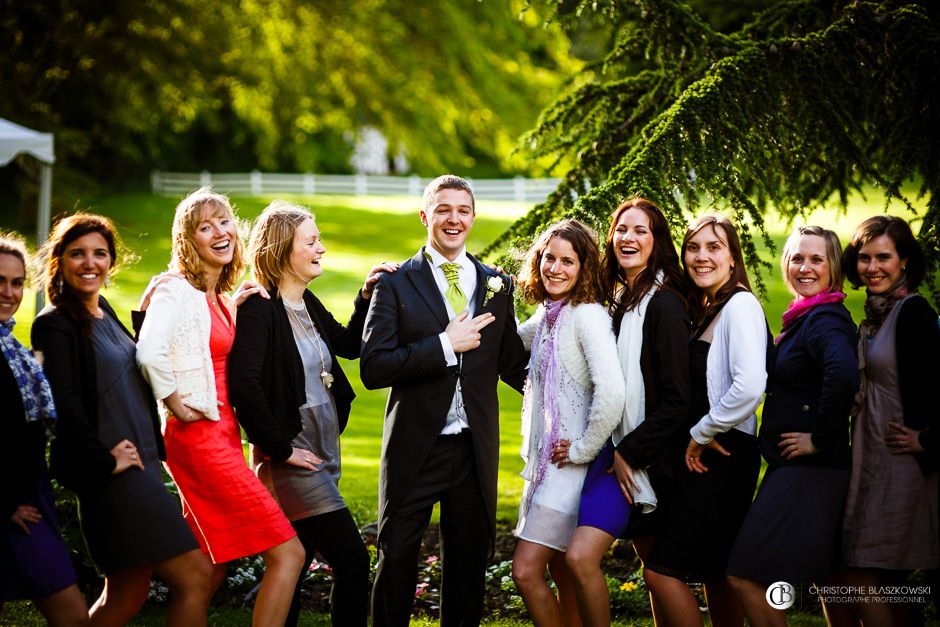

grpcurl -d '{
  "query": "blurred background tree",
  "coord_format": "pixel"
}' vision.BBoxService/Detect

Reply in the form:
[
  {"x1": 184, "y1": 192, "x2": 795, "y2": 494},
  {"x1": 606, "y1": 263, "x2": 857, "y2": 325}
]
[{"x1": 0, "y1": 0, "x2": 577, "y2": 203}]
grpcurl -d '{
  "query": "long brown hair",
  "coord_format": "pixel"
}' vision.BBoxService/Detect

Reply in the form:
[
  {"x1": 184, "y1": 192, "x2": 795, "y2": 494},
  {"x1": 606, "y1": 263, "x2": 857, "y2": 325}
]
[
  {"x1": 37, "y1": 213, "x2": 122, "y2": 336},
  {"x1": 681, "y1": 214, "x2": 752, "y2": 325},
  {"x1": 517, "y1": 219, "x2": 605, "y2": 306},
  {"x1": 603, "y1": 197, "x2": 685, "y2": 314}
]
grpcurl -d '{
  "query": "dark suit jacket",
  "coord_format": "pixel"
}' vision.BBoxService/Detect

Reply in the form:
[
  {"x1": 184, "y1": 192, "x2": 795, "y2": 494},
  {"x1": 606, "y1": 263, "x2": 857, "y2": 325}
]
[
  {"x1": 759, "y1": 302, "x2": 858, "y2": 469},
  {"x1": 1, "y1": 356, "x2": 47, "y2": 518},
  {"x1": 613, "y1": 289, "x2": 691, "y2": 484},
  {"x1": 360, "y1": 248, "x2": 528, "y2": 544},
  {"x1": 228, "y1": 288, "x2": 369, "y2": 462},
  {"x1": 31, "y1": 297, "x2": 164, "y2": 494}
]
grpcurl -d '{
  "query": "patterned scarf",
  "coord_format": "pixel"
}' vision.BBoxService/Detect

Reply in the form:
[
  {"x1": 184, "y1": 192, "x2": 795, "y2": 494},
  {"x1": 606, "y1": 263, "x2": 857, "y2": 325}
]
[
  {"x1": 852, "y1": 277, "x2": 911, "y2": 416},
  {"x1": 526, "y1": 298, "x2": 567, "y2": 508},
  {"x1": 861, "y1": 276, "x2": 909, "y2": 337},
  {"x1": 0, "y1": 317, "x2": 57, "y2": 427},
  {"x1": 776, "y1": 290, "x2": 847, "y2": 344}
]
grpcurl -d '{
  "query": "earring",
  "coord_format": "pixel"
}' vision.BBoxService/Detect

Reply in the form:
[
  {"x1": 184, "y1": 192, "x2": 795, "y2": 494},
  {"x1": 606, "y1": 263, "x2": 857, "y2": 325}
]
[
  {"x1": 57, "y1": 276, "x2": 63, "y2": 294},
  {"x1": 104, "y1": 276, "x2": 111, "y2": 288},
  {"x1": 902, "y1": 266, "x2": 907, "y2": 272}
]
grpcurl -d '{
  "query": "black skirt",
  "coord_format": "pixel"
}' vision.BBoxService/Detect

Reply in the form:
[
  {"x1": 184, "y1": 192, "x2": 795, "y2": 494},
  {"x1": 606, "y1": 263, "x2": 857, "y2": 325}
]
[
  {"x1": 644, "y1": 427, "x2": 760, "y2": 583},
  {"x1": 726, "y1": 465, "x2": 849, "y2": 584}
]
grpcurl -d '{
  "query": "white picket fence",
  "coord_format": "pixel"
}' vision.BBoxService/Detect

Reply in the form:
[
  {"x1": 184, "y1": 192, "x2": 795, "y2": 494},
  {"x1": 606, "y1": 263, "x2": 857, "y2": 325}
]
[{"x1": 151, "y1": 170, "x2": 561, "y2": 203}]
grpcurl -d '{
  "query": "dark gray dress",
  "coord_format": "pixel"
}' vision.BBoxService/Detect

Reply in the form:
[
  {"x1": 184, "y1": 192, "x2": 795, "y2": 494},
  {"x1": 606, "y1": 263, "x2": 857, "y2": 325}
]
[
  {"x1": 253, "y1": 299, "x2": 345, "y2": 520},
  {"x1": 78, "y1": 314, "x2": 197, "y2": 574}
]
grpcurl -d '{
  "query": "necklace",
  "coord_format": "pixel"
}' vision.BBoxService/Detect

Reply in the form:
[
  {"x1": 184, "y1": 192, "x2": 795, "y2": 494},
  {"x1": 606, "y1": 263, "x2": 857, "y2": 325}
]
[{"x1": 283, "y1": 299, "x2": 334, "y2": 389}]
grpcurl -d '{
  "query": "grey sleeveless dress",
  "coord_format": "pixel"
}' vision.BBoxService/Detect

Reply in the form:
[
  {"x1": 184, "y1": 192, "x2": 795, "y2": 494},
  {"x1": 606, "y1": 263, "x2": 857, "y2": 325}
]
[
  {"x1": 79, "y1": 314, "x2": 197, "y2": 574},
  {"x1": 253, "y1": 299, "x2": 345, "y2": 520},
  {"x1": 842, "y1": 295, "x2": 939, "y2": 569}
]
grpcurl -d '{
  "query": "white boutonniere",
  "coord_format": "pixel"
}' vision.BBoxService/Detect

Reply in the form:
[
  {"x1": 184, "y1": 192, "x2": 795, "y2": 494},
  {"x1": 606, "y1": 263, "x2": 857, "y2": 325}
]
[{"x1": 483, "y1": 275, "x2": 505, "y2": 306}]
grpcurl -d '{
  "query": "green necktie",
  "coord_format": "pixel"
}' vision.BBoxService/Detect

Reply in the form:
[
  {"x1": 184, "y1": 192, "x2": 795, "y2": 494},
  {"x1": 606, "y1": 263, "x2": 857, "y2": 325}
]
[{"x1": 439, "y1": 262, "x2": 468, "y2": 314}]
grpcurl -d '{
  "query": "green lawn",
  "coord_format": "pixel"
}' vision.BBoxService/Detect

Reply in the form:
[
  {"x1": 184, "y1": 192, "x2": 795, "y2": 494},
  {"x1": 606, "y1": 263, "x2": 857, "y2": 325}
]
[{"x1": 1, "y1": 188, "x2": 926, "y2": 524}]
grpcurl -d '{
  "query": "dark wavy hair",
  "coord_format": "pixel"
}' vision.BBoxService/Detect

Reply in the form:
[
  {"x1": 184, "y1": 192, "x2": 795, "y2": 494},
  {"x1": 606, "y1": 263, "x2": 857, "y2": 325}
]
[
  {"x1": 681, "y1": 213, "x2": 752, "y2": 325},
  {"x1": 842, "y1": 215, "x2": 925, "y2": 291},
  {"x1": 38, "y1": 213, "x2": 123, "y2": 337},
  {"x1": 517, "y1": 219, "x2": 605, "y2": 306},
  {"x1": 603, "y1": 197, "x2": 685, "y2": 314}
]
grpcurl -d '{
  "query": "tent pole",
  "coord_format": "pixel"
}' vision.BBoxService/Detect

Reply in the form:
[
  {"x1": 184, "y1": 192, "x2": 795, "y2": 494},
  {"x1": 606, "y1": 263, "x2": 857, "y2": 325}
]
[{"x1": 34, "y1": 162, "x2": 52, "y2": 313}]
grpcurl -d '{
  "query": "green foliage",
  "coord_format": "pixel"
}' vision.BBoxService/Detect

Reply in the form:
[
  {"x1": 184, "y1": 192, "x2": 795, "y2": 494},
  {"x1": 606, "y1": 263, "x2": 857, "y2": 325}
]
[
  {"x1": 0, "y1": 0, "x2": 577, "y2": 186},
  {"x1": 494, "y1": 0, "x2": 940, "y2": 301}
]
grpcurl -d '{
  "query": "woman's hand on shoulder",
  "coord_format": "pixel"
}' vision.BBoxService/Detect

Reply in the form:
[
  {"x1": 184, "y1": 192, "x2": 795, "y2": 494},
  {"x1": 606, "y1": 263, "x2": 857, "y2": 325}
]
[
  {"x1": 285, "y1": 447, "x2": 324, "y2": 471},
  {"x1": 885, "y1": 421, "x2": 926, "y2": 455},
  {"x1": 10, "y1": 504, "x2": 42, "y2": 535},
  {"x1": 138, "y1": 272, "x2": 185, "y2": 311},
  {"x1": 111, "y1": 438, "x2": 144, "y2": 474},
  {"x1": 361, "y1": 262, "x2": 400, "y2": 299},
  {"x1": 232, "y1": 280, "x2": 270, "y2": 308},
  {"x1": 779, "y1": 432, "x2": 818, "y2": 459}
]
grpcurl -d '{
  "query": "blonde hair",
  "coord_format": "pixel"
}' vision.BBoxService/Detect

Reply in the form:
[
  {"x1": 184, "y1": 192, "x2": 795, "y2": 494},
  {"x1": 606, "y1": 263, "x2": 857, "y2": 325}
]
[
  {"x1": 248, "y1": 201, "x2": 315, "y2": 291},
  {"x1": 170, "y1": 187, "x2": 245, "y2": 292},
  {"x1": 780, "y1": 225, "x2": 844, "y2": 295}
]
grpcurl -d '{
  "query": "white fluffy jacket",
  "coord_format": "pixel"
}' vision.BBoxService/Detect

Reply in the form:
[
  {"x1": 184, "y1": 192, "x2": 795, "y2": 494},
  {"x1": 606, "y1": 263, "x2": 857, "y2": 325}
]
[
  {"x1": 136, "y1": 277, "x2": 221, "y2": 422},
  {"x1": 689, "y1": 290, "x2": 767, "y2": 444},
  {"x1": 518, "y1": 302, "x2": 624, "y2": 465}
]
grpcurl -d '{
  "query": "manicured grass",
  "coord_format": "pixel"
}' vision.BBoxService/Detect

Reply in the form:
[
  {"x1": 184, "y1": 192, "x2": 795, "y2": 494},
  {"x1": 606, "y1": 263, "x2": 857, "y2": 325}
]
[{"x1": 0, "y1": 188, "x2": 927, "y2": 524}]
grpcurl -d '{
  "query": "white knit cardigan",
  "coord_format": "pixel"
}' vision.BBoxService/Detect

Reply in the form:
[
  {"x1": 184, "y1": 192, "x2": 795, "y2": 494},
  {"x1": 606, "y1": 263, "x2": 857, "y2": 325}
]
[
  {"x1": 689, "y1": 290, "x2": 767, "y2": 444},
  {"x1": 518, "y1": 302, "x2": 625, "y2": 466},
  {"x1": 136, "y1": 277, "x2": 221, "y2": 422}
]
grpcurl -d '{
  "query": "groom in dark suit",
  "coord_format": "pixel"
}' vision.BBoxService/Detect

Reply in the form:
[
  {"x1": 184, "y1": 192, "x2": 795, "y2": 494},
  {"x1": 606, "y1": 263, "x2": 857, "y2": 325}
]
[{"x1": 361, "y1": 174, "x2": 528, "y2": 626}]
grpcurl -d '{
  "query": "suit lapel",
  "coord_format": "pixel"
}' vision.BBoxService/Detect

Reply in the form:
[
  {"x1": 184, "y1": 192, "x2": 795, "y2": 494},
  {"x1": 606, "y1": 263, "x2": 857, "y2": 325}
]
[
  {"x1": 407, "y1": 248, "x2": 451, "y2": 329},
  {"x1": 467, "y1": 253, "x2": 490, "y2": 313}
]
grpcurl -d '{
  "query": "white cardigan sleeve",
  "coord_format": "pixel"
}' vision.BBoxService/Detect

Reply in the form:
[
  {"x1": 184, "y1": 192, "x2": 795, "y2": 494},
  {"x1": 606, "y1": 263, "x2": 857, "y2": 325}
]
[
  {"x1": 517, "y1": 305, "x2": 544, "y2": 351},
  {"x1": 136, "y1": 280, "x2": 182, "y2": 401},
  {"x1": 568, "y1": 304, "x2": 626, "y2": 464},
  {"x1": 690, "y1": 292, "x2": 767, "y2": 444}
]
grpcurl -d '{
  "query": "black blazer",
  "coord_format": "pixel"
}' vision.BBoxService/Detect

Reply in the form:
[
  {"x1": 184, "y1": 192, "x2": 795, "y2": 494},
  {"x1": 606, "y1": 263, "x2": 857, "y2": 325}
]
[
  {"x1": 613, "y1": 289, "x2": 691, "y2": 484},
  {"x1": 31, "y1": 297, "x2": 164, "y2": 493},
  {"x1": 894, "y1": 295, "x2": 940, "y2": 474},
  {"x1": 360, "y1": 248, "x2": 528, "y2": 544},
  {"x1": 228, "y1": 288, "x2": 369, "y2": 462},
  {"x1": 0, "y1": 357, "x2": 46, "y2": 518},
  {"x1": 760, "y1": 302, "x2": 858, "y2": 469}
]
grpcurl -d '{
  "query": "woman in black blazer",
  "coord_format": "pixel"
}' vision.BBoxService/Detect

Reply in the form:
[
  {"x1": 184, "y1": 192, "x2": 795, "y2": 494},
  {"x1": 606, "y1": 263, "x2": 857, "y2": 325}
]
[
  {"x1": 563, "y1": 198, "x2": 690, "y2": 627},
  {"x1": 31, "y1": 215, "x2": 211, "y2": 626},
  {"x1": 727, "y1": 226, "x2": 858, "y2": 626},
  {"x1": 228, "y1": 201, "x2": 395, "y2": 627},
  {"x1": 0, "y1": 234, "x2": 88, "y2": 626}
]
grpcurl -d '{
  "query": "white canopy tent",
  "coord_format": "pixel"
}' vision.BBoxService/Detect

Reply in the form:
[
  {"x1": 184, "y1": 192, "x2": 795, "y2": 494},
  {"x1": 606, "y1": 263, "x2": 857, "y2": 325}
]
[{"x1": 0, "y1": 118, "x2": 54, "y2": 311}]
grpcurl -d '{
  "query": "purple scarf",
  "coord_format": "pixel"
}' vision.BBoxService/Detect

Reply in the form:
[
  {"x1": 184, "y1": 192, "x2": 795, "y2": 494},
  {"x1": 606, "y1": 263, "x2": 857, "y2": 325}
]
[
  {"x1": 776, "y1": 290, "x2": 846, "y2": 344},
  {"x1": 527, "y1": 298, "x2": 567, "y2": 507}
]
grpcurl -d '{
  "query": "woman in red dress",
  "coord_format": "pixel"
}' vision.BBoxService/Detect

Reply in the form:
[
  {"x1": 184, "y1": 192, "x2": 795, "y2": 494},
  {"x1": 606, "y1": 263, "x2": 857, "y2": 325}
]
[{"x1": 137, "y1": 187, "x2": 305, "y2": 624}]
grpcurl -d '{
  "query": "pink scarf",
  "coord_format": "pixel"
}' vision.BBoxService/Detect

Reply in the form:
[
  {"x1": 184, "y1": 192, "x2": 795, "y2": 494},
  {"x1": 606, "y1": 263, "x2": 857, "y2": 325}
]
[{"x1": 776, "y1": 290, "x2": 846, "y2": 344}]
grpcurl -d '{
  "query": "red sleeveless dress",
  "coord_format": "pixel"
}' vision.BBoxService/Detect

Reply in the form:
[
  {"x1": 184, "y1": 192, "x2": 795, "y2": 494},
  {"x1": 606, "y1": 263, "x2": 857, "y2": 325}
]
[{"x1": 162, "y1": 297, "x2": 296, "y2": 564}]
